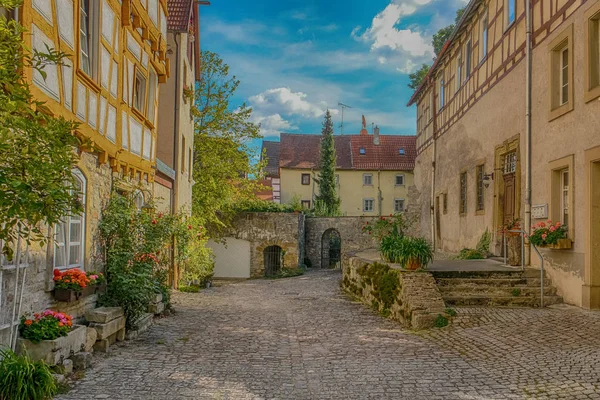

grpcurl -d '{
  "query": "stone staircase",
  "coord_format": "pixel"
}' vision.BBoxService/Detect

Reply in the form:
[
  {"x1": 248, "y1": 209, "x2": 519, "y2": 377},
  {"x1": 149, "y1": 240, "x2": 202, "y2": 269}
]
[{"x1": 432, "y1": 269, "x2": 563, "y2": 307}]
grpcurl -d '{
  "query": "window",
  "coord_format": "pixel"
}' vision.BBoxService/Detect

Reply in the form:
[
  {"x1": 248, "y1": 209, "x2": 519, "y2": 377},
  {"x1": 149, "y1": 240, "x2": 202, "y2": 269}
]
[
  {"x1": 549, "y1": 24, "x2": 573, "y2": 120},
  {"x1": 181, "y1": 136, "x2": 186, "y2": 172},
  {"x1": 399, "y1": 148, "x2": 405, "y2": 155},
  {"x1": 133, "y1": 72, "x2": 147, "y2": 113},
  {"x1": 438, "y1": 73, "x2": 445, "y2": 110},
  {"x1": 394, "y1": 199, "x2": 405, "y2": 213},
  {"x1": 301, "y1": 200, "x2": 311, "y2": 209},
  {"x1": 188, "y1": 148, "x2": 193, "y2": 181},
  {"x1": 561, "y1": 169, "x2": 569, "y2": 227},
  {"x1": 476, "y1": 165, "x2": 485, "y2": 211},
  {"x1": 301, "y1": 173, "x2": 310, "y2": 185},
  {"x1": 335, "y1": 174, "x2": 340, "y2": 185},
  {"x1": 585, "y1": 3, "x2": 600, "y2": 102},
  {"x1": 460, "y1": 172, "x2": 467, "y2": 214},
  {"x1": 363, "y1": 199, "x2": 374, "y2": 212},
  {"x1": 395, "y1": 174, "x2": 405, "y2": 186},
  {"x1": 359, "y1": 148, "x2": 366, "y2": 155},
  {"x1": 428, "y1": 90, "x2": 433, "y2": 121},
  {"x1": 549, "y1": 155, "x2": 573, "y2": 237},
  {"x1": 504, "y1": 152, "x2": 517, "y2": 174},
  {"x1": 133, "y1": 190, "x2": 144, "y2": 210},
  {"x1": 79, "y1": 0, "x2": 98, "y2": 78},
  {"x1": 465, "y1": 39, "x2": 472, "y2": 79},
  {"x1": 481, "y1": 12, "x2": 489, "y2": 61},
  {"x1": 55, "y1": 170, "x2": 86, "y2": 270},
  {"x1": 506, "y1": 0, "x2": 516, "y2": 26},
  {"x1": 363, "y1": 174, "x2": 373, "y2": 186},
  {"x1": 456, "y1": 51, "x2": 462, "y2": 91}
]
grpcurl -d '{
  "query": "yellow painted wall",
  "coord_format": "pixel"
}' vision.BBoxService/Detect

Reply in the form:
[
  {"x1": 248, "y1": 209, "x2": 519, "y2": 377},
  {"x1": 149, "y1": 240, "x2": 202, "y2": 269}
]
[{"x1": 280, "y1": 168, "x2": 413, "y2": 216}]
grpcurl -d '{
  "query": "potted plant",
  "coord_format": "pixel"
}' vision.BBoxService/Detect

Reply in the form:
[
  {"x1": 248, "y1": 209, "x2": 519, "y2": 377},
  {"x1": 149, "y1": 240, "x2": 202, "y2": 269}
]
[
  {"x1": 87, "y1": 271, "x2": 106, "y2": 294},
  {"x1": 529, "y1": 220, "x2": 570, "y2": 249},
  {"x1": 499, "y1": 218, "x2": 523, "y2": 266},
  {"x1": 17, "y1": 310, "x2": 86, "y2": 366},
  {"x1": 397, "y1": 236, "x2": 434, "y2": 270},
  {"x1": 53, "y1": 268, "x2": 91, "y2": 302}
]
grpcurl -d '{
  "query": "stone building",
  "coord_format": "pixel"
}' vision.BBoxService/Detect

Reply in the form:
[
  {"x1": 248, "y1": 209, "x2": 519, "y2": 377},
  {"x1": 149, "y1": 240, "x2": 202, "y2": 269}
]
[
  {"x1": 261, "y1": 118, "x2": 417, "y2": 216},
  {"x1": 0, "y1": 0, "x2": 170, "y2": 346},
  {"x1": 408, "y1": 0, "x2": 600, "y2": 308}
]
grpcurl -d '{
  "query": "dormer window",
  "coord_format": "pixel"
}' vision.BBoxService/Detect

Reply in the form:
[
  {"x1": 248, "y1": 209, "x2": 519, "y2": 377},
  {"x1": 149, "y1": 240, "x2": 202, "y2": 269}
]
[
  {"x1": 399, "y1": 148, "x2": 405, "y2": 155},
  {"x1": 359, "y1": 148, "x2": 366, "y2": 155}
]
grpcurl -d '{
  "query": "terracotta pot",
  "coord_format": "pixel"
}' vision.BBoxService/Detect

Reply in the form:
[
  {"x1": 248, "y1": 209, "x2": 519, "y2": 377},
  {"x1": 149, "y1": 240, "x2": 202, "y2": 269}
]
[{"x1": 405, "y1": 258, "x2": 421, "y2": 271}]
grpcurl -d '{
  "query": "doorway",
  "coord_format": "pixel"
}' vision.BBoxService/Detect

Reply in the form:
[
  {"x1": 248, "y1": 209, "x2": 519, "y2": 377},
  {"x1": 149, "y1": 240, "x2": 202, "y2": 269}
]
[
  {"x1": 263, "y1": 245, "x2": 282, "y2": 277},
  {"x1": 586, "y1": 156, "x2": 600, "y2": 308},
  {"x1": 321, "y1": 229, "x2": 341, "y2": 269}
]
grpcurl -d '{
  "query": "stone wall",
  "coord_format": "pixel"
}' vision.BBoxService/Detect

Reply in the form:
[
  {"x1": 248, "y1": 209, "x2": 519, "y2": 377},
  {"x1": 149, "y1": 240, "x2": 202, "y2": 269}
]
[
  {"x1": 224, "y1": 213, "x2": 303, "y2": 278},
  {"x1": 305, "y1": 217, "x2": 379, "y2": 269},
  {"x1": 342, "y1": 256, "x2": 449, "y2": 329}
]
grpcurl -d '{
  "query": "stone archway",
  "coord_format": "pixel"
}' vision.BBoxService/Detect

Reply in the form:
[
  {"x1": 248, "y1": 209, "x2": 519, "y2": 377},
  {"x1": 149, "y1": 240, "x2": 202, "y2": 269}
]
[{"x1": 321, "y1": 229, "x2": 341, "y2": 269}]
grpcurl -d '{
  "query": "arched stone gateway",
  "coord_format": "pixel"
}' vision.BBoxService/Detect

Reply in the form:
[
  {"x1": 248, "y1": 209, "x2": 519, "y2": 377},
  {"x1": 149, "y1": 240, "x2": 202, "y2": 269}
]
[
  {"x1": 263, "y1": 245, "x2": 283, "y2": 277},
  {"x1": 321, "y1": 229, "x2": 341, "y2": 269}
]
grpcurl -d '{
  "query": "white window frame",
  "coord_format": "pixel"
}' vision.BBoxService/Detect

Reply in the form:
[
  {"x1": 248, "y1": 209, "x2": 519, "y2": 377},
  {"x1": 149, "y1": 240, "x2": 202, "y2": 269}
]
[
  {"x1": 456, "y1": 51, "x2": 462, "y2": 92},
  {"x1": 363, "y1": 173, "x2": 373, "y2": 186},
  {"x1": 147, "y1": 68, "x2": 158, "y2": 124},
  {"x1": 465, "y1": 38, "x2": 472, "y2": 79},
  {"x1": 54, "y1": 169, "x2": 86, "y2": 270},
  {"x1": 439, "y1": 74, "x2": 445, "y2": 110},
  {"x1": 363, "y1": 198, "x2": 374, "y2": 213},
  {"x1": 561, "y1": 169, "x2": 569, "y2": 227},
  {"x1": 481, "y1": 12, "x2": 489, "y2": 61},
  {"x1": 133, "y1": 71, "x2": 147, "y2": 113},
  {"x1": 560, "y1": 47, "x2": 569, "y2": 106},
  {"x1": 133, "y1": 190, "x2": 145, "y2": 210},
  {"x1": 79, "y1": 0, "x2": 99, "y2": 79},
  {"x1": 506, "y1": 0, "x2": 516, "y2": 27},
  {"x1": 395, "y1": 174, "x2": 405, "y2": 186},
  {"x1": 394, "y1": 198, "x2": 405, "y2": 213}
]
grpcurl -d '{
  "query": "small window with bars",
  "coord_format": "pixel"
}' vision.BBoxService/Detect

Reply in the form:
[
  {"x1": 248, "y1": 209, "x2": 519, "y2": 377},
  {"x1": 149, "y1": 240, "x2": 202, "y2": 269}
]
[
  {"x1": 460, "y1": 172, "x2": 467, "y2": 214},
  {"x1": 476, "y1": 165, "x2": 485, "y2": 211},
  {"x1": 504, "y1": 152, "x2": 517, "y2": 174}
]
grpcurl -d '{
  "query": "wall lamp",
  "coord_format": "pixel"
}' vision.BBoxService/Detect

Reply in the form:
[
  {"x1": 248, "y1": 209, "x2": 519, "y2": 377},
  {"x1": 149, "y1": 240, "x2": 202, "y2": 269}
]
[{"x1": 483, "y1": 172, "x2": 494, "y2": 188}]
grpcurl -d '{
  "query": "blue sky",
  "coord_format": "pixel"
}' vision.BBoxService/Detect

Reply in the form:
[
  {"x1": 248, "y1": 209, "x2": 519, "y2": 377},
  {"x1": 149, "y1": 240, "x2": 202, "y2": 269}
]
[{"x1": 198, "y1": 0, "x2": 467, "y2": 142}]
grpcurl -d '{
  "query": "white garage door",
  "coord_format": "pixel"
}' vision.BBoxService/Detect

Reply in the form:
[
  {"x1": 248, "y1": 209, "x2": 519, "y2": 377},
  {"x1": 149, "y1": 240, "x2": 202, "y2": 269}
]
[{"x1": 208, "y1": 238, "x2": 251, "y2": 279}]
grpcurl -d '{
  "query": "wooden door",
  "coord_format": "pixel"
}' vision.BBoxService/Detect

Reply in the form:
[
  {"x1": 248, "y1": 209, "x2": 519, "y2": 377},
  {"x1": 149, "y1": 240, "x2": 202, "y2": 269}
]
[{"x1": 503, "y1": 173, "x2": 516, "y2": 223}]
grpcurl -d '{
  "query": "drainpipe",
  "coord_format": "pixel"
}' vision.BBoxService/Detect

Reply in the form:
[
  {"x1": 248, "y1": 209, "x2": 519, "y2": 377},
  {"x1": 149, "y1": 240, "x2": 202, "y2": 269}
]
[
  {"x1": 431, "y1": 77, "x2": 438, "y2": 249},
  {"x1": 524, "y1": 0, "x2": 532, "y2": 265},
  {"x1": 377, "y1": 170, "x2": 382, "y2": 216},
  {"x1": 170, "y1": 34, "x2": 181, "y2": 288}
]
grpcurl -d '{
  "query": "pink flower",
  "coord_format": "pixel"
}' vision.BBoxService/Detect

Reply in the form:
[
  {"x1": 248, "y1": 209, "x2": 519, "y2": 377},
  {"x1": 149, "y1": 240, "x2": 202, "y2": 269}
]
[
  {"x1": 542, "y1": 233, "x2": 547, "y2": 240},
  {"x1": 556, "y1": 222, "x2": 562, "y2": 227},
  {"x1": 539, "y1": 222, "x2": 546, "y2": 228},
  {"x1": 549, "y1": 226, "x2": 556, "y2": 232}
]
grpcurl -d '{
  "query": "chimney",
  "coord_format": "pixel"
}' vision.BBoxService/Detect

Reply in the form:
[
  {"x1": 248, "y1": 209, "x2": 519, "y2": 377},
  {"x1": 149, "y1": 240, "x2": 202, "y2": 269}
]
[{"x1": 373, "y1": 125, "x2": 380, "y2": 145}]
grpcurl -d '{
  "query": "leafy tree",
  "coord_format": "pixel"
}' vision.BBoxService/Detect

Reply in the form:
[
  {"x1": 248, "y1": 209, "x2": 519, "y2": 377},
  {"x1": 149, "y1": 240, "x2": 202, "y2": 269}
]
[
  {"x1": 432, "y1": 7, "x2": 466, "y2": 57},
  {"x1": 313, "y1": 110, "x2": 341, "y2": 216},
  {"x1": 191, "y1": 51, "x2": 264, "y2": 237},
  {"x1": 0, "y1": 0, "x2": 80, "y2": 258},
  {"x1": 408, "y1": 63, "x2": 430, "y2": 90}
]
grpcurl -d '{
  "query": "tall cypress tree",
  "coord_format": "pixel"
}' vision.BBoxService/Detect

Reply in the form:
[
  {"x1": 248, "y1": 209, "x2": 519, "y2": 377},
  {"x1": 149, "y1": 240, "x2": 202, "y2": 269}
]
[{"x1": 314, "y1": 110, "x2": 341, "y2": 216}]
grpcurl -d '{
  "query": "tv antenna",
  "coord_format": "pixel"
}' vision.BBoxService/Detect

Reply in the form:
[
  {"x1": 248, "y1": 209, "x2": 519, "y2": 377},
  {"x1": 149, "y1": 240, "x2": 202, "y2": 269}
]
[{"x1": 338, "y1": 102, "x2": 352, "y2": 135}]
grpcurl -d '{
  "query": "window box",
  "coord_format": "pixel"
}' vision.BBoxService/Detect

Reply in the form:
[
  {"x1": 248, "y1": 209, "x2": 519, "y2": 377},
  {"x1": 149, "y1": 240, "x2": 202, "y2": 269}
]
[
  {"x1": 17, "y1": 324, "x2": 86, "y2": 366},
  {"x1": 540, "y1": 238, "x2": 572, "y2": 250},
  {"x1": 54, "y1": 285, "x2": 95, "y2": 302}
]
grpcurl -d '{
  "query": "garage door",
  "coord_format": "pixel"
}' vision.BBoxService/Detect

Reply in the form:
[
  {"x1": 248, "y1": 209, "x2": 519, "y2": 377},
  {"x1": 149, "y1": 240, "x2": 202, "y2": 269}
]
[{"x1": 208, "y1": 238, "x2": 251, "y2": 279}]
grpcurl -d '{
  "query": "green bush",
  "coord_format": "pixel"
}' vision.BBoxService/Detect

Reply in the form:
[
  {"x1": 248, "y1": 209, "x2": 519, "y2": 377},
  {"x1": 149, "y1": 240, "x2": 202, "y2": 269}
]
[
  {"x1": 475, "y1": 228, "x2": 492, "y2": 256},
  {"x1": 395, "y1": 237, "x2": 434, "y2": 269},
  {"x1": 232, "y1": 198, "x2": 298, "y2": 213},
  {"x1": 434, "y1": 314, "x2": 449, "y2": 328},
  {"x1": 0, "y1": 347, "x2": 57, "y2": 400},
  {"x1": 456, "y1": 248, "x2": 485, "y2": 260},
  {"x1": 268, "y1": 267, "x2": 304, "y2": 279}
]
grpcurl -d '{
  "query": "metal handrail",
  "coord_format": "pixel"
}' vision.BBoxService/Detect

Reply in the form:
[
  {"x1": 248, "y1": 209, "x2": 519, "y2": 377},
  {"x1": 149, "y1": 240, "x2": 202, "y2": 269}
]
[{"x1": 530, "y1": 242, "x2": 545, "y2": 308}]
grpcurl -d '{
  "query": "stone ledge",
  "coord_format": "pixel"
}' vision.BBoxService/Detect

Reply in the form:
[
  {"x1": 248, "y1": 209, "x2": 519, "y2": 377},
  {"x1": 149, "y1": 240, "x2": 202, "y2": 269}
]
[
  {"x1": 85, "y1": 307, "x2": 124, "y2": 324},
  {"x1": 89, "y1": 316, "x2": 125, "y2": 340},
  {"x1": 342, "y1": 256, "x2": 449, "y2": 330}
]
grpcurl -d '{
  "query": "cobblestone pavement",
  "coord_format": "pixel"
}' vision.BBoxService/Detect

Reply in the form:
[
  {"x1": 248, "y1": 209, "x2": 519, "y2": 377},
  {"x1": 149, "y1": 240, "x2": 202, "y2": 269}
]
[{"x1": 58, "y1": 270, "x2": 600, "y2": 400}]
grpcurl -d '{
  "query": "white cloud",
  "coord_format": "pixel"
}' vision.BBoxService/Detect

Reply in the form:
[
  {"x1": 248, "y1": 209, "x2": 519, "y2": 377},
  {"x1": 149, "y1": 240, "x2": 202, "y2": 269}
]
[
  {"x1": 249, "y1": 87, "x2": 336, "y2": 119},
  {"x1": 251, "y1": 113, "x2": 297, "y2": 137},
  {"x1": 378, "y1": 56, "x2": 387, "y2": 64},
  {"x1": 396, "y1": 59, "x2": 417, "y2": 73}
]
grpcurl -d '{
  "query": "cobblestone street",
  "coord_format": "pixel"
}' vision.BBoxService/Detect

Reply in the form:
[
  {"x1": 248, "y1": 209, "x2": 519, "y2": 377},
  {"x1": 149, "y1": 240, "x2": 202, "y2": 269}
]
[{"x1": 58, "y1": 270, "x2": 600, "y2": 400}]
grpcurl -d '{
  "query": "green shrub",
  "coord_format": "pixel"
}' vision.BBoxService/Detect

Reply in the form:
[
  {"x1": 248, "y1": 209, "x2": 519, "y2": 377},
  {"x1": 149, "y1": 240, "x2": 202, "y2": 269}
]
[
  {"x1": 268, "y1": 267, "x2": 304, "y2": 279},
  {"x1": 434, "y1": 314, "x2": 449, "y2": 328},
  {"x1": 511, "y1": 288, "x2": 521, "y2": 297},
  {"x1": 445, "y1": 308, "x2": 457, "y2": 317},
  {"x1": 456, "y1": 248, "x2": 485, "y2": 260},
  {"x1": 0, "y1": 348, "x2": 57, "y2": 400},
  {"x1": 475, "y1": 228, "x2": 492, "y2": 255},
  {"x1": 395, "y1": 237, "x2": 434, "y2": 269}
]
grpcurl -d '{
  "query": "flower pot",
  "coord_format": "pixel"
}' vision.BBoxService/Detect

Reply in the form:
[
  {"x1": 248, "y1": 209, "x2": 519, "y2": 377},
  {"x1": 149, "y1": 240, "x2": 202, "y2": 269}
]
[
  {"x1": 16, "y1": 324, "x2": 86, "y2": 366},
  {"x1": 405, "y1": 258, "x2": 422, "y2": 271},
  {"x1": 54, "y1": 288, "x2": 82, "y2": 302},
  {"x1": 540, "y1": 238, "x2": 572, "y2": 250}
]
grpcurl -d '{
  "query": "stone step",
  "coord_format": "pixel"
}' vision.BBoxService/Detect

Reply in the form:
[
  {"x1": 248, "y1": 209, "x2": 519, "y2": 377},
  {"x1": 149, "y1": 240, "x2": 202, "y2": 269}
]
[
  {"x1": 435, "y1": 277, "x2": 548, "y2": 287},
  {"x1": 431, "y1": 269, "x2": 545, "y2": 280},
  {"x1": 439, "y1": 285, "x2": 557, "y2": 297},
  {"x1": 442, "y1": 294, "x2": 563, "y2": 307}
]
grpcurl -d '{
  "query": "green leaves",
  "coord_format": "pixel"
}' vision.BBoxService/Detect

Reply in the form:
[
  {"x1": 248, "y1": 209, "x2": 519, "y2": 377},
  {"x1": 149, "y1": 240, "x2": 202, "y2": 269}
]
[
  {"x1": 0, "y1": 347, "x2": 58, "y2": 400},
  {"x1": 313, "y1": 110, "x2": 341, "y2": 217}
]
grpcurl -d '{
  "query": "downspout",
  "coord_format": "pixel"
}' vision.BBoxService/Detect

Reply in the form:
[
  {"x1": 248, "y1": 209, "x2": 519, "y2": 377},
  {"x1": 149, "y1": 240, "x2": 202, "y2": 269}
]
[
  {"x1": 377, "y1": 170, "x2": 382, "y2": 216},
  {"x1": 170, "y1": 33, "x2": 181, "y2": 288},
  {"x1": 431, "y1": 77, "x2": 438, "y2": 248},
  {"x1": 524, "y1": 0, "x2": 532, "y2": 265}
]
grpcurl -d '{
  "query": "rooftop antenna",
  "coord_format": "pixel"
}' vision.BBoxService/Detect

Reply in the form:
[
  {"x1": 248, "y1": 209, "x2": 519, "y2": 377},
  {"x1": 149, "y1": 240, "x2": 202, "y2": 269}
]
[{"x1": 338, "y1": 102, "x2": 352, "y2": 135}]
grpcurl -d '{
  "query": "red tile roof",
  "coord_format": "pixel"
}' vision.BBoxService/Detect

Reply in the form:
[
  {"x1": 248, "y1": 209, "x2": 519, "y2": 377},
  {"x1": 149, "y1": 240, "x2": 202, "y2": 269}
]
[
  {"x1": 275, "y1": 133, "x2": 416, "y2": 171},
  {"x1": 279, "y1": 133, "x2": 353, "y2": 170},
  {"x1": 350, "y1": 135, "x2": 416, "y2": 171},
  {"x1": 167, "y1": 0, "x2": 194, "y2": 32}
]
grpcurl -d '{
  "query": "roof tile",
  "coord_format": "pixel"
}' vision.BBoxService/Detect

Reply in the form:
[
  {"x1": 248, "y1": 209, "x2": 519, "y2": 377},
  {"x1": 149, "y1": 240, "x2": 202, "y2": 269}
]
[{"x1": 167, "y1": 0, "x2": 194, "y2": 32}]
